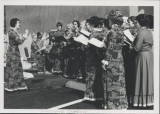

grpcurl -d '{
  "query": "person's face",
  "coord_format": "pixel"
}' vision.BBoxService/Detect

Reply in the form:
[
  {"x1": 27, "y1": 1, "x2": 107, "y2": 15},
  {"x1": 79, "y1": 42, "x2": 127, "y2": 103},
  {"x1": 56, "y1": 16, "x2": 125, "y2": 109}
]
[
  {"x1": 133, "y1": 20, "x2": 140, "y2": 29},
  {"x1": 33, "y1": 36, "x2": 37, "y2": 42},
  {"x1": 65, "y1": 31, "x2": 70, "y2": 36},
  {"x1": 128, "y1": 19, "x2": 134, "y2": 28},
  {"x1": 57, "y1": 26, "x2": 62, "y2": 31},
  {"x1": 85, "y1": 22, "x2": 92, "y2": 32},
  {"x1": 37, "y1": 35, "x2": 42, "y2": 41},
  {"x1": 73, "y1": 22, "x2": 78, "y2": 29},
  {"x1": 15, "y1": 21, "x2": 20, "y2": 29}
]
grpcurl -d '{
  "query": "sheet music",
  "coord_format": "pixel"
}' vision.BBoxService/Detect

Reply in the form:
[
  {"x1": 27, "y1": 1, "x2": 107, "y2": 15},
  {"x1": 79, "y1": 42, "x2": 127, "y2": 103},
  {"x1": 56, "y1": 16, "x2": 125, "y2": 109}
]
[
  {"x1": 80, "y1": 29, "x2": 91, "y2": 37},
  {"x1": 74, "y1": 34, "x2": 89, "y2": 45},
  {"x1": 88, "y1": 38, "x2": 105, "y2": 48},
  {"x1": 123, "y1": 29, "x2": 134, "y2": 42}
]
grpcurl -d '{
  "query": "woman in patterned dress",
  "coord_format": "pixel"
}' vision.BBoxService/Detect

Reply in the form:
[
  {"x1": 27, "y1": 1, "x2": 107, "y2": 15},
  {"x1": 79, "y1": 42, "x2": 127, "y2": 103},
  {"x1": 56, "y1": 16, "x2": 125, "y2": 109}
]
[
  {"x1": 130, "y1": 14, "x2": 154, "y2": 108},
  {"x1": 102, "y1": 10, "x2": 128, "y2": 109},
  {"x1": 4, "y1": 18, "x2": 29, "y2": 92},
  {"x1": 84, "y1": 17, "x2": 108, "y2": 101},
  {"x1": 50, "y1": 22, "x2": 65, "y2": 73},
  {"x1": 31, "y1": 32, "x2": 45, "y2": 72}
]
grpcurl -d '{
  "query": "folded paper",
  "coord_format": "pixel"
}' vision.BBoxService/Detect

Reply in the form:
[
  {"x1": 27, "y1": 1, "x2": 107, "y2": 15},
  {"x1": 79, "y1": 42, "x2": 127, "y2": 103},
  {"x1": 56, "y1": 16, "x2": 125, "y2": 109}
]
[
  {"x1": 74, "y1": 34, "x2": 89, "y2": 45},
  {"x1": 88, "y1": 38, "x2": 105, "y2": 48},
  {"x1": 80, "y1": 29, "x2": 91, "y2": 37},
  {"x1": 123, "y1": 29, "x2": 134, "y2": 42}
]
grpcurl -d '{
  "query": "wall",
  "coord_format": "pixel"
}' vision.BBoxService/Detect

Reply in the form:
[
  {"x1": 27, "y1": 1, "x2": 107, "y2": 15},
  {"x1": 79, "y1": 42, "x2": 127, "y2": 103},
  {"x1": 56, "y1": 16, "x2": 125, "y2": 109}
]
[{"x1": 5, "y1": 6, "x2": 129, "y2": 33}]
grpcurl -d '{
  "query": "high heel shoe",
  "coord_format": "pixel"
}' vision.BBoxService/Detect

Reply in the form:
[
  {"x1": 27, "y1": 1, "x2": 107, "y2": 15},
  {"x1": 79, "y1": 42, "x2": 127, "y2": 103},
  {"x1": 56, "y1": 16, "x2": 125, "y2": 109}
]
[{"x1": 102, "y1": 104, "x2": 107, "y2": 109}]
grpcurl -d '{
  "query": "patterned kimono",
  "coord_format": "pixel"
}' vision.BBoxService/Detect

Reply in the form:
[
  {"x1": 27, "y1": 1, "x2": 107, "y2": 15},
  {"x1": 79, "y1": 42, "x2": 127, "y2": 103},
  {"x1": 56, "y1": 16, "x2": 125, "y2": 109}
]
[
  {"x1": 84, "y1": 29, "x2": 107, "y2": 99},
  {"x1": 102, "y1": 28, "x2": 128, "y2": 109},
  {"x1": 31, "y1": 41, "x2": 45, "y2": 71},
  {"x1": 49, "y1": 29, "x2": 65, "y2": 72},
  {"x1": 4, "y1": 29, "x2": 27, "y2": 90}
]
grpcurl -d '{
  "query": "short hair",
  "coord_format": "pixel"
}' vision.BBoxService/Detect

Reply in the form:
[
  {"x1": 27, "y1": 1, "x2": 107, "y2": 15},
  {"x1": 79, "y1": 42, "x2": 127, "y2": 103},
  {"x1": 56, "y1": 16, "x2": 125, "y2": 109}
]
[
  {"x1": 88, "y1": 16, "x2": 100, "y2": 28},
  {"x1": 37, "y1": 32, "x2": 42, "y2": 39},
  {"x1": 56, "y1": 22, "x2": 63, "y2": 27},
  {"x1": 99, "y1": 18, "x2": 104, "y2": 26},
  {"x1": 10, "y1": 18, "x2": 20, "y2": 27},
  {"x1": 136, "y1": 14, "x2": 148, "y2": 27},
  {"x1": 127, "y1": 16, "x2": 136, "y2": 23},
  {"x1": 145, "y1": 15, "x2": 153, "y2": 29},
  {"x1": 72, "y1": 20, "x2": 80, "y2": 28},
  {"x1": 103, "y1": 18, "x2": 110, "y2": 29}
]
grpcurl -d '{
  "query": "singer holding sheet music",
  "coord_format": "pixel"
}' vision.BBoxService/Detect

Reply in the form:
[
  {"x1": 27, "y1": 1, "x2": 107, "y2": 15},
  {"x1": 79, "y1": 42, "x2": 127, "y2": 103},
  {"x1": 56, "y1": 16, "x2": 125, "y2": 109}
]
[
  {"x1": 130, "y1": 14, "x2": 153, "y2": 108},
  {"x1": 84, "y1": 16, "x2": 107, "y2": 101},
  {"x1": 4, "y1": 18, "x2": 29, "y2": 92},
  {"x1": 102, "y1": 9, "x2": 128, "y2": 109}
]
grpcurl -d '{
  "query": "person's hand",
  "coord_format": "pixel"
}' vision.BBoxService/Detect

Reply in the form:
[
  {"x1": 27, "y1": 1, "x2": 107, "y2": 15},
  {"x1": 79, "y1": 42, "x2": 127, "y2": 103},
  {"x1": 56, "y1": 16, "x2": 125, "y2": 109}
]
[
  {"x1": 25, "y1": 29, "x2": 29, "y2": 35},
  {"x1": 23, "y1": 29, "x2": 29, "y2": 39},
  {"x1": 129, "y1": 44, "x2": 134, "y2": 50},
  {"x1": 101, "y1": 60, "x2": 109, "y2": 70}
]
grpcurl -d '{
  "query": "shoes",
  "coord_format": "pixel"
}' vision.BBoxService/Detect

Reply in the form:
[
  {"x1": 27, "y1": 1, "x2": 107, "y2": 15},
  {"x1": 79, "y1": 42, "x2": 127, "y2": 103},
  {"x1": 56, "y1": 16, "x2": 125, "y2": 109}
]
[
  {"x1": 83, "y1": 97, "x2": 96, "y2": 101},
  {"x1": 17, "y1": 86, "x2": 28, "y2": 90},
  {"x1": 45, "y1": 71, "x2": 51, "y2": 75},
  {"x1": 4, "y1": 86, "x2": 28, "y2": 92},
  {"x1": 4, "y1": 88, "x2": 15, "y2": 92},
  {"x1": 52, "y1": 70, "x2": 62, "y2": 74},
  {"x1": 63, "y1": 74, "x2": 70, "y2": 78},
  {"x1": 102, "y1": 104, "x2": 107, "y2": 109},
  {"x1": 38, "y1": 71, "x2": 44, "y2": 74},
  {"x1": 77, "y1": 77, "x2": 82, "y2": 80}
]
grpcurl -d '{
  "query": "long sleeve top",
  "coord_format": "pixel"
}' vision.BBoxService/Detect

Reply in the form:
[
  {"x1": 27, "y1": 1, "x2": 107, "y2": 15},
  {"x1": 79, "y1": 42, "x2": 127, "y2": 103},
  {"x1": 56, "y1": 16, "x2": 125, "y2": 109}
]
[{"x1": 133, "y1": 27, "x2": 153, "y2": 52}]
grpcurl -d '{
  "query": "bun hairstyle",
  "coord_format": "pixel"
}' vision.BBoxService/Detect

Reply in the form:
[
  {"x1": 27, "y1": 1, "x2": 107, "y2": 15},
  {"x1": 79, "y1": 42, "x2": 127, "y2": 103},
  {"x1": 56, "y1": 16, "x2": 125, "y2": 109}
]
[
  {"x1": 10, "y1": 18, "x2": 20, "y2": 27},
  {"x1": 108, "y1": 9, "x2": 123, "y2": 26}
]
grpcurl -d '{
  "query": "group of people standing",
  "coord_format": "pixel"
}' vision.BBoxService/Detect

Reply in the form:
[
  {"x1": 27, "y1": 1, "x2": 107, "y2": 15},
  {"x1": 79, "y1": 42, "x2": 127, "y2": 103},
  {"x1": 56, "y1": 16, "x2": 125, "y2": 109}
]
[{"x1": 4, "y1": 9, "x2": 154, "y2": 110}]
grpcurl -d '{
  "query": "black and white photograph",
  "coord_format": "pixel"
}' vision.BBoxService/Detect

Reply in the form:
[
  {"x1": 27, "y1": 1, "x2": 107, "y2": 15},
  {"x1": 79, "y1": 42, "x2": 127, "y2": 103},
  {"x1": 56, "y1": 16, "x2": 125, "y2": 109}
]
[{"x1": 0, "y1": 0, "x2": 159, "y2": 113}]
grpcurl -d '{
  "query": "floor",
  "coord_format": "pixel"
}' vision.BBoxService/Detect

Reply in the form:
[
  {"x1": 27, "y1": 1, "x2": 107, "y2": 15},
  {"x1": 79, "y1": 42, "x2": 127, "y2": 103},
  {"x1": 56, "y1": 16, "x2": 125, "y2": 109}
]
[{"x1": 4, "y1": 74, "x2": 153, "y2": 110}]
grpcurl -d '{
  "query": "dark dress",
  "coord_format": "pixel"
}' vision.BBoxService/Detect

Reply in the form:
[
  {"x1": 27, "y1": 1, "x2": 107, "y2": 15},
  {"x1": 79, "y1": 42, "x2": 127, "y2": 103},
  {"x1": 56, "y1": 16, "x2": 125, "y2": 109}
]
[
  {"x1": 84, "y1": 29, "x2": 107, "y2": 99},
  {"x1": 67, "y1": 28, "x2": 87, "y2": 79},
  {"x1": 49, "y1": 30, "x2": 65, "y2": 72},
  {"x1": 131, "y1": 27, "x2": 153, "y2": 107},
  {"x1": 102, "y1": 28, "x2": 128, "y2": 109},
  {"x1": 4, "y1": 29, "x2": 27, "y2": 90}
]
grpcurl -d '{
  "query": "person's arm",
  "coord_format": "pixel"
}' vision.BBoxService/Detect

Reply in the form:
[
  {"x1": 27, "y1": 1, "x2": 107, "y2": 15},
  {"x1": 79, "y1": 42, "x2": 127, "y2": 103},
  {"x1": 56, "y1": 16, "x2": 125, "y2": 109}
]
[
  {"x1": 102, "y1": 30, "x2": 116, "y2": 70},
  {"x1": 131, "y1": 31, "x2": 144, "y2": 52},
  {"x1": 9, "y1": 31, "x2": 26, "y2": 45},
  {"x1": 31, "y1": 42, "x2": 39, "y2": 51}
]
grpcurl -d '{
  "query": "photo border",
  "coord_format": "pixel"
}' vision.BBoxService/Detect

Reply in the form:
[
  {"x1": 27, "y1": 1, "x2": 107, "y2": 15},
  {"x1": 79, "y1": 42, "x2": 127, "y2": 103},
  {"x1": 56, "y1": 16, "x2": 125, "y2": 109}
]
[{"x1": 0, "y1": 0, "x2": 159, "y2": 113}]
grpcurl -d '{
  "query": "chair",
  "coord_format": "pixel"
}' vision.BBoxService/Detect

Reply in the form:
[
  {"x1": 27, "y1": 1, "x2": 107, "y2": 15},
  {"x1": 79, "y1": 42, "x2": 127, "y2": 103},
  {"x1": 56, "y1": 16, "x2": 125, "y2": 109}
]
[{"x1": 24, "y1": 47, "x2": 38, "y2": 72}]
